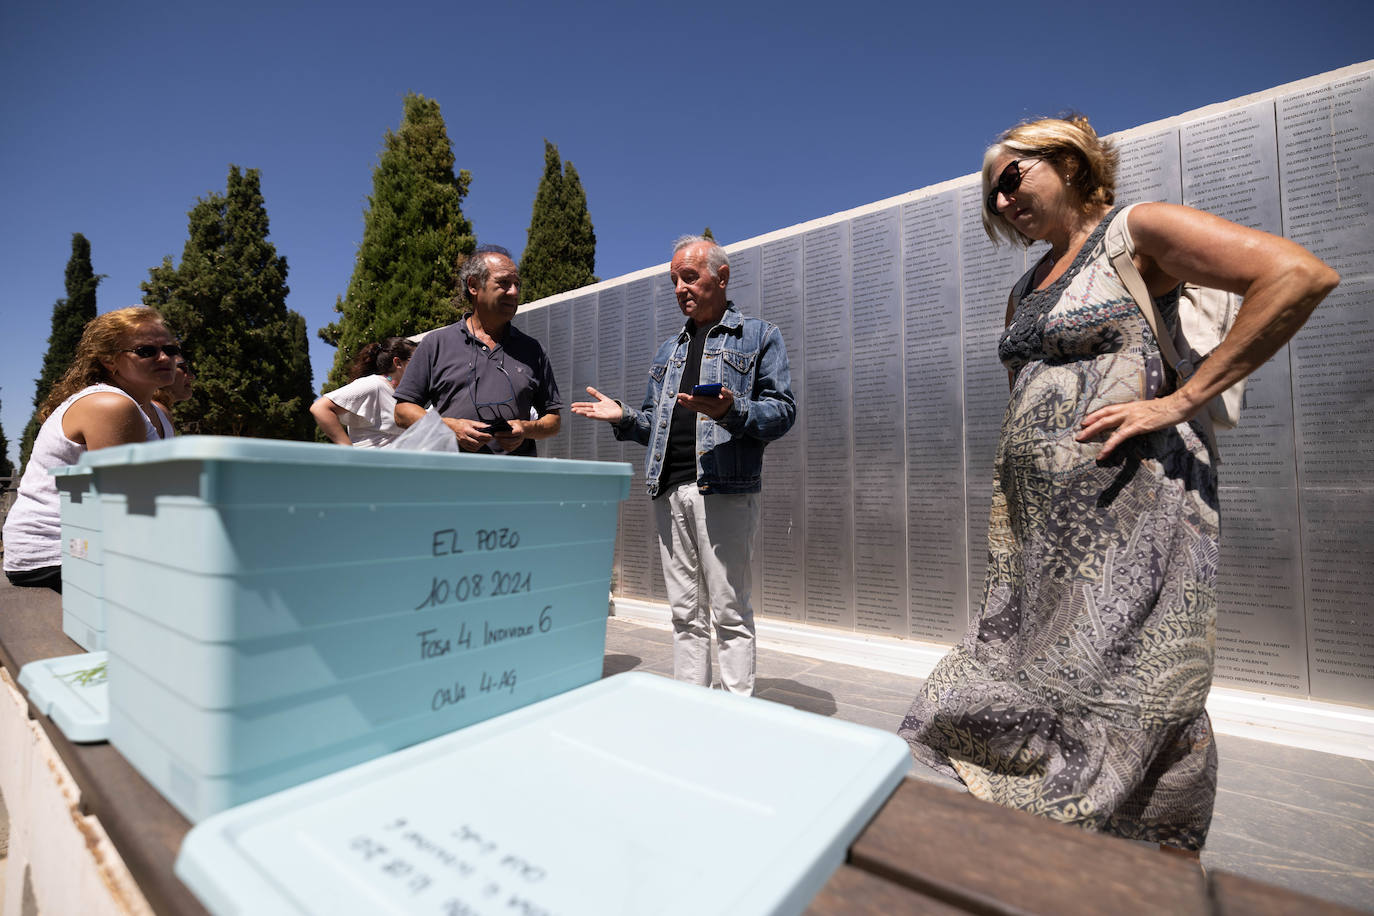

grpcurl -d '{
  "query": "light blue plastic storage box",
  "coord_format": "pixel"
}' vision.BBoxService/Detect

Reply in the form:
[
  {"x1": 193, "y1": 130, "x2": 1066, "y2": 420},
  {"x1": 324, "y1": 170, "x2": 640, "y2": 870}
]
[
  {"x1": 176, "y1": 673, "x2": 913, "y2": 916},
  {"x1": 52, "y1": 466, "x2": 106, "y2": 649},
  {"x1": 78, "y1": 436, "x2": 630, "y2": 822}
]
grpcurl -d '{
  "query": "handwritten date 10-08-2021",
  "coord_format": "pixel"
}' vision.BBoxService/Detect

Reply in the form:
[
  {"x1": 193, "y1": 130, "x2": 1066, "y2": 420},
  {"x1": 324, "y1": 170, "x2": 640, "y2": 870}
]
[{"x1": 415, "y1": 569, "x2": 532, "y2": 611}]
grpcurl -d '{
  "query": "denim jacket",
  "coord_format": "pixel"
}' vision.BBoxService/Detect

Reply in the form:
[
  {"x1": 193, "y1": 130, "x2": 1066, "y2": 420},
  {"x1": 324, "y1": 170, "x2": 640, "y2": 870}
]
[{"x1": 614, "y1": 301, "x2": 796, "y2": 497}]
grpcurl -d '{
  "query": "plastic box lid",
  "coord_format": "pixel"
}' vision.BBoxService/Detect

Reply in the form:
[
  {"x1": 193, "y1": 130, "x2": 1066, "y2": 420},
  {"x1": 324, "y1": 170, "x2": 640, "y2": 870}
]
[
  {"x1": 79, "y1": 434, "x2": 631, "y2": 481},
  {"x1": 17, "y1": 651, "x2": 110, "y2": 743},
  {"x1": 49, "y1": 464, "x2": 93, "y2": 480},
  {"x1": 176, "y1": 672, "x2": 911, "y2": 916}
]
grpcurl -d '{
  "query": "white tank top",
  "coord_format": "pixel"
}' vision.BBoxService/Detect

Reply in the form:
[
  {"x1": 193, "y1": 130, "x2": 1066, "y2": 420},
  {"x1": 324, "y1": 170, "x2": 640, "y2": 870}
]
[
  {"x1": 3, "y1": 384, "x2": 157, "y2": 572},
  {"x1": 152, "y1": 402, "x2": 175, "y2": 438}
]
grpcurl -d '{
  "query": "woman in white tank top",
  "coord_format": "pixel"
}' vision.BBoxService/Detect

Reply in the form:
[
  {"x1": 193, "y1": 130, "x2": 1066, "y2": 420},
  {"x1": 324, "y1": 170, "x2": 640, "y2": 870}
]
[{"x1": 3, "y1": 306, "x2": 179, "y2": 590}]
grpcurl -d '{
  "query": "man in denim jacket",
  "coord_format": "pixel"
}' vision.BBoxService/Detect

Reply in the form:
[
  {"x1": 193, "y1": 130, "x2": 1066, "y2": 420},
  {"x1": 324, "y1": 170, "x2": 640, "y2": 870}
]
[{"x1": 572, "y1": 237, "x2": 795, "y2": 694}]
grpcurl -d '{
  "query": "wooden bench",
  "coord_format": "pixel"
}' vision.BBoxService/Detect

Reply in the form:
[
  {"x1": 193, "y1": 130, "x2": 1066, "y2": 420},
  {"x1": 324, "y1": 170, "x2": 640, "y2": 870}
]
[{"x1": 806, "y1": 775, "x2": 1359, "y2": 914}]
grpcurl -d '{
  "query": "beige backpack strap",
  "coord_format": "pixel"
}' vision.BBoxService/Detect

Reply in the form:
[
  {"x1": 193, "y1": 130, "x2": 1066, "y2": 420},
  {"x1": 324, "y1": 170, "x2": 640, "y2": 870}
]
[{"x1": 1104, "y1": 205, "x2": 1219, "y2": 459}]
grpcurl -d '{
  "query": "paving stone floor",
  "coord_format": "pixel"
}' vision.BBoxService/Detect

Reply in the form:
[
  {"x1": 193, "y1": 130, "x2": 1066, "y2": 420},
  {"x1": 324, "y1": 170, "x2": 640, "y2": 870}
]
[{"x1": 603, "y1": 616, "x2": 1374, "y2": 913}]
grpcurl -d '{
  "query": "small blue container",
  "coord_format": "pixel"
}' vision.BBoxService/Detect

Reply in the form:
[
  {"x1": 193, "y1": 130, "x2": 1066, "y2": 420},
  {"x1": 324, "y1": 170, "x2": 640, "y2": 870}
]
[
  {"x1": 80, "y1": 437, "x2": 630, "y2": 822},
  {"x1": 51, "y1": 466, "x2": 105, "y2": 649}
]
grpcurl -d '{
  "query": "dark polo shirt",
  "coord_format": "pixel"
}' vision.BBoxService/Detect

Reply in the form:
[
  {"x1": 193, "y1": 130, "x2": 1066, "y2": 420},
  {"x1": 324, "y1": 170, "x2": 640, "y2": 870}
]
[{"x1": 395, "y1": 314, "x2": 561, "y2": 457}]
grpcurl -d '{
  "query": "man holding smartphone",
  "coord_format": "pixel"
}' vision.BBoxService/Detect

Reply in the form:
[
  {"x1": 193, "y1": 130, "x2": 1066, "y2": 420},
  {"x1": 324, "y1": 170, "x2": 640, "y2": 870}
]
[
  {"x1": 571, "y1": 236, "x2": 795, "y2": 695},
  {"x1": 395, "y1": 245, "x2": 561, "y2": 456}
]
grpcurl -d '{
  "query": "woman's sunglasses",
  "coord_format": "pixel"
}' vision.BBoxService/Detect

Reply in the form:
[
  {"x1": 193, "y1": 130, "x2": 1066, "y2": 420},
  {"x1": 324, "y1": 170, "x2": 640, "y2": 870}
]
[
  {"x1": 985, "y1": 157, "x2": 1044, "y2": 215},
  {"x1": 124, "y1": 344, "x2": 182, "y2": 359}
]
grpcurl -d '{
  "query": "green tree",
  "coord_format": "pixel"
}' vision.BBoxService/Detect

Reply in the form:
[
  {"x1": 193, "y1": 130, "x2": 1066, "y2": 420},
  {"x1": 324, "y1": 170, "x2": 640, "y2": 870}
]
[
  {"x1": 20, "y1": 233, "x2": 102, "y2": 468},
  {"x1": 701, "y1": 226, "x2": 715, "y2": 241},
  {"x1": 319, "y1": 92, "x2": 475, "y2": 390},
  {"x1": 0, "y1": 395, "x2": 14, "y2": 479},
  {"x1": 141, "y1": 166, "x2": 315, "y2": 440},
  {"x1": 519, "y1": 139, "x2": 597, "y2": 303}
]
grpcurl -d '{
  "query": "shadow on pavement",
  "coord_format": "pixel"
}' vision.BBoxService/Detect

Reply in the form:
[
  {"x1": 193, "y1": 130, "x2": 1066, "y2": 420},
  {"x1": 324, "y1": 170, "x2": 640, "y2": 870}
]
[
  {"x1": 756, "y1": 678, "x2": 838, "y2": 717},
  {"x1": 602, "y1": 654, "x2": 643, "y2": 677}
]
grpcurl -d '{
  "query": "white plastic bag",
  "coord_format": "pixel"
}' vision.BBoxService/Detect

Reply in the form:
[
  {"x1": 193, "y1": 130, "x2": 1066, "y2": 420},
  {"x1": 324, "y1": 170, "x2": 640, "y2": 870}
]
[{"x1": 383, "y1": 407, "x2": 459, "y2": 453}]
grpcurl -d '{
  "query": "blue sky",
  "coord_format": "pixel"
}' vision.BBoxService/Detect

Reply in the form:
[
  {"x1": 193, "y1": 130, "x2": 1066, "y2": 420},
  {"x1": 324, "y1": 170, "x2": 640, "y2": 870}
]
[{"x1": 0, "y1": 0, "x2": 1369, "y2": 469}]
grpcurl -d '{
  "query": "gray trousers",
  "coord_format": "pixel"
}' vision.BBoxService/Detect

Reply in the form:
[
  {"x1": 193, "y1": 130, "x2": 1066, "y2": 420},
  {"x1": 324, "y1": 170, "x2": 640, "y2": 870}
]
[{"x1": 654, "y1": 483, "x2": 759, "y2": 695}]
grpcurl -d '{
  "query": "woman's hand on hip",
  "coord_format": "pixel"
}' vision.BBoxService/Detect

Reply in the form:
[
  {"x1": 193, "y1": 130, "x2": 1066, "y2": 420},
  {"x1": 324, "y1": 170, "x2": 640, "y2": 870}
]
[{"x1": 1077, "y1": 393, "x2": 1194, "y2": 462}]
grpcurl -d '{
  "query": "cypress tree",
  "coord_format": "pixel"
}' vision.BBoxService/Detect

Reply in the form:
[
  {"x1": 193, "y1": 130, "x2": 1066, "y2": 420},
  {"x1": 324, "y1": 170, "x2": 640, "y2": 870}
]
[
  {"x1": 702, "y1": 226, "x2": 715, "y2": 241},
  {"x1": 319, "y1": 92, "x2": 475, "y2": 390},
  {"x1": 19, "y1": 233, "x2": 102, "y2": 468},
  {"x1": 141, "y1": 166, "x2": 315, "y2": 439},
  {"x1": 519, "y1": 140, "x2": 597, "y2": 303},
  {"x1": 0, "y1": 396, "x2": 13, "y2": 479}
]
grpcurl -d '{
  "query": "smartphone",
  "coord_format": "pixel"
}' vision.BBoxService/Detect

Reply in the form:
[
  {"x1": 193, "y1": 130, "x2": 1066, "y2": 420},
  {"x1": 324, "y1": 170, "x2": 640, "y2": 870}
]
[
  {"x1": 691, "y1": 383, "x2": 723, "y2": 397},
  {"x1": 484, "y1": 418, "x2": 512, "y2": 434}
]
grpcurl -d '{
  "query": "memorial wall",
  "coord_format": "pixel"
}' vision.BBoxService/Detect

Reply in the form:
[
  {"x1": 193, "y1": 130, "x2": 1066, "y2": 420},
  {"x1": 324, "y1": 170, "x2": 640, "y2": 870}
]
[{"x1": 515, "y1": 62, "x2": 1374, "y2": 708}]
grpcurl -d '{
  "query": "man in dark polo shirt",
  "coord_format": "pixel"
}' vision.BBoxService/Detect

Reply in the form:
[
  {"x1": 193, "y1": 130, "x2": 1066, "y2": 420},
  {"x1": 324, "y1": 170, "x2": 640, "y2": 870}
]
[{"x1": 394, "y1": 246, "x2": 561, "y2": 456}]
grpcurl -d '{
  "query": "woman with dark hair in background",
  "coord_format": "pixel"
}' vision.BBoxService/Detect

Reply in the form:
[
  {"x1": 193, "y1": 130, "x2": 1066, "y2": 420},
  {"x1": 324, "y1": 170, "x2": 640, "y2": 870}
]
[
  {"x1": 310, "y1": 337, "x2": 416, "y2": 448},
  {"x1": 4, "y1": 306, "x2": 178, "y2": 590},
  {"x1": 899, "y1": 115, "x2": 1338, "y2": 854},
  {"x1": 150, "y1": 354, "x2": 195, "y2": 434}
]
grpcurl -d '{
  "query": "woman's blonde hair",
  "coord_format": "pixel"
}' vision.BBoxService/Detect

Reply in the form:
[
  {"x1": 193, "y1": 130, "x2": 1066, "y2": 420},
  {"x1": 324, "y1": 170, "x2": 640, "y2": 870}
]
[
  {"x1": 39, "y1": 305, "x2": 168, "y2": 421},
  {"x1": 981, "y1": 114, "x2": 1119, "y2": 246}
]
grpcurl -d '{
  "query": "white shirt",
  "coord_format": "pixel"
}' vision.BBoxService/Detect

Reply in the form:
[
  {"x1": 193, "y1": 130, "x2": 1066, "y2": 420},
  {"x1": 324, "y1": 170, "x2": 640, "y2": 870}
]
[
  {"x1": 326, "y1": 374, "x2": 401, "y2": 448},
  {"x1": 3, "y1": 384, "x2": 157, "y2": 572},
  {"x1": 152, "y1": 402, "x2": 175, "y2": 438}
]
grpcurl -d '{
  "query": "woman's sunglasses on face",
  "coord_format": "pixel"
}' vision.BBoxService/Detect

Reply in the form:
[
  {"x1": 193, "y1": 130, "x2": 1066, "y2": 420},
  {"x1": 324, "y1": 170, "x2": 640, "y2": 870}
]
[
  {"x1": 124, "y1": 344, "x2": 182, "y2": 359},
  {"x1": 986, "y1": 157, "x2": 1045, "y2": 215}
]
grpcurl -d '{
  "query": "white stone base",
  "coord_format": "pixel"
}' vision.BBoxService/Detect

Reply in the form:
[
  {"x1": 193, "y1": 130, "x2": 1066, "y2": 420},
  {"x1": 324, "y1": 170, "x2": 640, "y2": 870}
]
[
  {"x1": 611, "y1": 597, "x2": 1374, "y2": 762},
  {"x1": 0, "y1": 667, "x2": 152, "y2": 915}
]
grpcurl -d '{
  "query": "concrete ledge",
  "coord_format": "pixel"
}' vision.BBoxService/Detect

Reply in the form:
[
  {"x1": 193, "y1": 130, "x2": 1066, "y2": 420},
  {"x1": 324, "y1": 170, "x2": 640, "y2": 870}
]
[{"x1": 611, "y1": 597, "x2": 1374, "y2": 762}]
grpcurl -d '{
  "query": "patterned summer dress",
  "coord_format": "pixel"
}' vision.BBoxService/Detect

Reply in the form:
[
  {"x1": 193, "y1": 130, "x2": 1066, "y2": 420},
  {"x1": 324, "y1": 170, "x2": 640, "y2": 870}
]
[{"x1": 899, "y1": 205, "x2": 1220, "y2": 849}]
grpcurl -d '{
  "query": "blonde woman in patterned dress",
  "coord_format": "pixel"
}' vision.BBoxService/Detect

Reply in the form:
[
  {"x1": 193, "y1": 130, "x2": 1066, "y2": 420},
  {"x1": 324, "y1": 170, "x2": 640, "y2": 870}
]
[{"x1": 898, "y1": 116, "x2": 1338, "y2": 853}]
